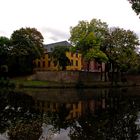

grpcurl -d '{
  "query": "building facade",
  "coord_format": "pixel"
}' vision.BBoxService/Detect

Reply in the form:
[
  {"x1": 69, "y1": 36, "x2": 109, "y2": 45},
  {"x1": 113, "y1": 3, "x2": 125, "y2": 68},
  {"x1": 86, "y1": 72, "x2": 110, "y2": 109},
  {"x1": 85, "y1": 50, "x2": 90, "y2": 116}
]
[
  {"x1": 34, "y1": 41, "x2": 82, "y2": 71},
  {"x1": 34, "y1": 40, "x2": 105, "y2": 72},
  {"x1": 82, "y1": 60, "x2": 105, "y2": 72}
]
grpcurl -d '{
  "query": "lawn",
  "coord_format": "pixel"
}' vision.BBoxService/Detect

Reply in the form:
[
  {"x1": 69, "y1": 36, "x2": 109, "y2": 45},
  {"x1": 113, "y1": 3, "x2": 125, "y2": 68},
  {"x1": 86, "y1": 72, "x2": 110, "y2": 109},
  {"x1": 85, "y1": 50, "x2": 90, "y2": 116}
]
[{"x1": 11, "y1": 79, "x2": 49, "y2": 87}]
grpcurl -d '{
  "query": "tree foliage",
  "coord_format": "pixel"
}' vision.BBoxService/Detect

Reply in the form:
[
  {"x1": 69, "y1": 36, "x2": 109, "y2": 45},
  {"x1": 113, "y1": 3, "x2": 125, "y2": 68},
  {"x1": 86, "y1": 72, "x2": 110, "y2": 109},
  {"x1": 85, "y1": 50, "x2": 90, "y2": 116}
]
[
  {"x1": 0, "y1": 37, "x2": 11, "y2": 66},
  {"x1": 85, "y1": 47, "x2": 108, "y2": 63},
  {"x1": 105, "y1": 27, "x2": 139, "y2": 72},
  {"x1": 51, "y1": 46, "x2": 70, "y2": 70},
  {"x1": 9, "y1": 27, "x2": 44, "y2": 75},
  {"x1": 69, "y1": 19, "x2": 109, "y2": 73},
  {"x1": 128, "y1": 0, "x2": 140, "y2": 16},
  {"x1": 0, "y1": 37, "x2": 11, "y2": 77},
  {"x1": 69, "y1": 19, "x2": 108, "y2": 56},
  {"x1": 11, "y1": 27, "x2": 44, "y2": 58}
]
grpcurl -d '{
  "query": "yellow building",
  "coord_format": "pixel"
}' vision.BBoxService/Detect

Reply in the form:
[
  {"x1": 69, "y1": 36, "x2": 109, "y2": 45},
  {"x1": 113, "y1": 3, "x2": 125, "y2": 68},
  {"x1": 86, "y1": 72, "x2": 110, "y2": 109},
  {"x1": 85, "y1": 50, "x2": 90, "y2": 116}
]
[
  {"x1": 66, "y1": 51, "x2": 82, "y2": 70},
  {"x1": 34, "y1": 41, "x2": 82, "y2": 71},
  {"x1": 35, "y1": 100, "x2": 82, "y2": 120}
]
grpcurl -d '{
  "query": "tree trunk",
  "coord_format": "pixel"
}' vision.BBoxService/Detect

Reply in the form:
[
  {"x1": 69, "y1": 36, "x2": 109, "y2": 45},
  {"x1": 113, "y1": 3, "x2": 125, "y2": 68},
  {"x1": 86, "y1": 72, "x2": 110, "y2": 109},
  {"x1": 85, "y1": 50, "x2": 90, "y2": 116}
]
[
  {"x1": 100, "y1": 63, "x2": 103, "y2": 81},
  {"x1": 104, "y1": 63, "x2": 107, "y2": 82},
  {"x1": 87, "y1": 61, "x2": 90, "y2": 71},
  {"x1": 111, "y1": 62, "x2": 115, "y2": 85}
]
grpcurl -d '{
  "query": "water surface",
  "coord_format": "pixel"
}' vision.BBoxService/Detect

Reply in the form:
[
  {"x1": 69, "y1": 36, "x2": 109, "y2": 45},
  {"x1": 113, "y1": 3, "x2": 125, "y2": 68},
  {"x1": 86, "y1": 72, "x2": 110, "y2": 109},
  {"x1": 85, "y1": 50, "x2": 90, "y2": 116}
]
[{"x1": 1, "y1": 87, "x2": 140, "y2": 140}]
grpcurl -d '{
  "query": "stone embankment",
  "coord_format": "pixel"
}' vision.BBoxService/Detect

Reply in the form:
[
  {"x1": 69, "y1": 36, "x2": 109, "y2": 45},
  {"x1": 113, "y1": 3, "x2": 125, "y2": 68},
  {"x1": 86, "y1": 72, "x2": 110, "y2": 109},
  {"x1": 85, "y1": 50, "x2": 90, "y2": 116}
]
[{"x1": 18, "y1": 71, "x2": 140, "y2": 88}]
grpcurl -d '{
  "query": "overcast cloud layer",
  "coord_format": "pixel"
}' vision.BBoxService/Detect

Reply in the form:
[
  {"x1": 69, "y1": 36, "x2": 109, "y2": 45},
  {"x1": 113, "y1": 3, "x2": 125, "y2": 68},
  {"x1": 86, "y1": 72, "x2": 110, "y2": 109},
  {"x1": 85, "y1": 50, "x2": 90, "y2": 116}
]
[{"x1": 0, "y1": 0, "x2": 139, "y2": 44}]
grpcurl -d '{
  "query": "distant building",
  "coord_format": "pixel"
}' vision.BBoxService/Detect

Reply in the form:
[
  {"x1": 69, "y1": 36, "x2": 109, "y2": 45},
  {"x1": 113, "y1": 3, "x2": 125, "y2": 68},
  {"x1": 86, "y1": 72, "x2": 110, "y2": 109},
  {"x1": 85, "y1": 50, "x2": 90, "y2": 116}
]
[
  {"x1": 34, "y1": 41, "x2": 82, "y2": 71},
  {"x1": 44, "y1": 41, "x2": 72, "y2": 53},
  {"x1": 82, "y1": 60, "x2": 105, "y2": 72},
  {"x1": 34, "y1": 40, "x2": 105, "y2": 72}
]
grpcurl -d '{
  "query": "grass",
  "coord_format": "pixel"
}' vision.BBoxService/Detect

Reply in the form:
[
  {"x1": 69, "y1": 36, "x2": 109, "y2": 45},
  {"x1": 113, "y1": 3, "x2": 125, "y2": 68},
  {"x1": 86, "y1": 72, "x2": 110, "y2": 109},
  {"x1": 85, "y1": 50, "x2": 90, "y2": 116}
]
[
  {"x1": 11, "y1": 76, "x2": 138, "y2": 89},
  {"x1": 11, "y1": 78, "x2": 72, "y2": 88},
  {"x1": 11, "y1": 79, "x2": 49, "y2": 87}
]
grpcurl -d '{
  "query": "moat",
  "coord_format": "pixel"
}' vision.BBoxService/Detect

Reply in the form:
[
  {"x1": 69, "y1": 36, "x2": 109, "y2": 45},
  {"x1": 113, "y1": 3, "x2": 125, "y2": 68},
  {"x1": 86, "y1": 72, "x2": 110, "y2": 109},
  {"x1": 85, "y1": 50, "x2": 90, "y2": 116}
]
[{"x1": 1, "y1": 87, "x2": 140, "y2": 140}]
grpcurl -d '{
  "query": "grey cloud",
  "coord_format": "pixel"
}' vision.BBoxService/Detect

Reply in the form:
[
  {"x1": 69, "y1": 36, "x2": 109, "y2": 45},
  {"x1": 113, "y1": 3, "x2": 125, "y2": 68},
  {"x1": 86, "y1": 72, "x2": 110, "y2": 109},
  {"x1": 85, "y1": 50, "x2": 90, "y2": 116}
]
[
  {"x1": 40, "y1": 27, "x2": 70, "y2": 42},
  {"x1": 49, "y1": 36, "x2": 59, "y2": 41},
  {"x1": 46, "y1": 27, "x2": 69, "y2": 38}
]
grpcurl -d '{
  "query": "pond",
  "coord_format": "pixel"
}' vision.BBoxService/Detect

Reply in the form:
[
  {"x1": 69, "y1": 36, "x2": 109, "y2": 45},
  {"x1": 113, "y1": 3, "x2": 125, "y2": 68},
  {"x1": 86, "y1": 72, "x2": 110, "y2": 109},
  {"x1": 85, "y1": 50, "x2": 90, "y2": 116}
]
[{"x1": 0, "y1": 87, "x2": 140, "y2": 140}]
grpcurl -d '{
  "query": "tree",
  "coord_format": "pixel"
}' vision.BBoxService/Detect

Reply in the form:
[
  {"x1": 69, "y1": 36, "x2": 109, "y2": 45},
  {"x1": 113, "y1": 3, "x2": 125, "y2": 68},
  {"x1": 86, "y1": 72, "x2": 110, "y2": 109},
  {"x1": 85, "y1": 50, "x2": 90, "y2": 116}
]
[
  {"x1": 105, "y1": 27, "x2": 139, "y2": 83},
  {"x1": 0, "y1": 37, "x2": 11, "y2": 77},
  {"x1": 11, "y1": 27, "x2": 44, "y2": 58},
  {"x1": 51, "y1": 46, "x2": 70, "y2": 70},
  {"x1": 128, "y1": 0, "x2": 140, "y2": 16},
  {"x1": 85, "y1": 47, "x2": 108, "y2": 63},
  {"x1": 69, "y1": 19, "x2": 109, "y2": 74},
  {"x1": 10, "y1": 27, "x2": 44, "y2": 75},
  {"x1": 85, "y1": 47, "x2": 108, "y2": 79},
  {"x1": 0, "y1": 37, "x2": 11, "y2": 66},
  {"x1": 69, "y1": 19, "x2": 108, "y2": 54}
]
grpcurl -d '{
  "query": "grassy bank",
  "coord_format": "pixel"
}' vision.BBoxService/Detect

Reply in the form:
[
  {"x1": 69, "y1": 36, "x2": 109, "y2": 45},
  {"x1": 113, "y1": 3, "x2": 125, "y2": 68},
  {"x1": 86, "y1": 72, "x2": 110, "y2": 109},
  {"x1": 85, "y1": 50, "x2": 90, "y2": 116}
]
[
  {"x1": 11, "y1": 79, "x2": 49, "y2": 87},
  {"x1": 11, "y1": 77, "x2": 138, "y2": 89}
]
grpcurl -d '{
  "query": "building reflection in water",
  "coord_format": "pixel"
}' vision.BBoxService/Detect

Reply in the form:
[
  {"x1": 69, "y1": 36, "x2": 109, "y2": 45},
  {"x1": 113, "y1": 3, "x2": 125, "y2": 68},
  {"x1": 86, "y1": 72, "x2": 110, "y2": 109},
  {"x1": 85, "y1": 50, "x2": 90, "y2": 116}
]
[
  {"x1": 20, "y1": 88, "x2": 140, "y2": 139},
  {"x1": 1, "y1": 86, "x2": 140, "y2": 139},
  {"x1": 32, "y1": 89, "x2": 83, "y2": 120},
  {"x1": 27, "y1": 88, "x2": 124, "y2": 120}
]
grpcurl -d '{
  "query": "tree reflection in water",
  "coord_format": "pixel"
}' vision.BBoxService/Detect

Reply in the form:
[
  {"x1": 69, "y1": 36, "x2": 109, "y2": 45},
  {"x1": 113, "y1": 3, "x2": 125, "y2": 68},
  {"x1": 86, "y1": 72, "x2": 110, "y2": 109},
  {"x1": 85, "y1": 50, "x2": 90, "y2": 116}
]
[
  {"x1": 0, "y1": 87, "x2": 42, "y2": 140},
  {"x1": 0, "y1": 86, "x2": 140, "y2": 140},
  {"x1": 69, "y1": 88, "x2": 140, "y2": 140}
]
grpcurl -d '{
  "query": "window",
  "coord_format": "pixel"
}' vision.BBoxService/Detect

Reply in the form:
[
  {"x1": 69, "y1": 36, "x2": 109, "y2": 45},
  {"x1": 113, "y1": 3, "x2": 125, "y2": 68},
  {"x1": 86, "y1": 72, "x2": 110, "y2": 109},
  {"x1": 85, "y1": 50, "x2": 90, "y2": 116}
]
[
  {"x1": 76, "y1": 53, "x2": 78, "y2": 58},
  {"x1": 70, "y1": 113, "x2": 73, "y2": 119},
  {"x1": 42, "y1": 101, "x2": 45, "y2": 107},
  {"x1": 48, "y1": 53, "x2": 51, "y2": 59},
  {"x1": 98, "y1": 65, "x2": 101, "y2": 70},
  {"x1": 75, "y1": 102, "x2": 79, "y2": 109},
  {"x1": 76, "y1": 112, "x2": 79, "y2": 117},
  {"x1": 47, "y1": 103, "x2": 50, "y2": 109},
  {"x1": 94, "y1": 61, "x2": 98, "y2": 69},
  {"x1": 43, "y1": 61, "x2": 45, "y2": 67},
  {"x1": 50, "y1": 48, "x2": 53, "y2": 51},
  {"x1": 71, "y1": 52, "x2": 74, "y2": 57},
  {"x1": 53, "y1": 103, "x2": 56, "y2": 109},
  {"x1": 37, "y1": 101, "x2": 40, "y2": 106},
  {"x1": 48, "y1": 61, "x2": 51, "y2": 67},
  {"x1": 76, "y1": 60, "x2": 78, "y2": 66},
  {"x1": 54, "y1": 61, "x2": 57, "y2": 67},
  {"x1": 70, "y1": 104, "x2": 73, "y2": 109},
  {"x1": 71, "y1": 60, "x2": 73, "y2": 66}
]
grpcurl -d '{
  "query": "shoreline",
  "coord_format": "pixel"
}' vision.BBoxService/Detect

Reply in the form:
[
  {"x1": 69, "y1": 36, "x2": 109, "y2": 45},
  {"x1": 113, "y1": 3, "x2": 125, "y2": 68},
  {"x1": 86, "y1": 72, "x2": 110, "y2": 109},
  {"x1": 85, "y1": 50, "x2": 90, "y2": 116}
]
[{"x1": 16, "y1": 81, "x2": 139, "y2": 89}]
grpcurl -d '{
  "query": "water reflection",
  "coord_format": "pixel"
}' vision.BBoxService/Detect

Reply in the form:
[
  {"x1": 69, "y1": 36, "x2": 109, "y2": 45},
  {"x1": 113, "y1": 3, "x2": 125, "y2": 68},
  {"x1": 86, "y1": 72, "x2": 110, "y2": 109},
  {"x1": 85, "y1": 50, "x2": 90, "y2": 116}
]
[
  {"x1": 0, "y1": 88, "x2": 42, "y2": 140},
  {"x1": 1, "y1": 87, "x2": 140, "y2": 139}
]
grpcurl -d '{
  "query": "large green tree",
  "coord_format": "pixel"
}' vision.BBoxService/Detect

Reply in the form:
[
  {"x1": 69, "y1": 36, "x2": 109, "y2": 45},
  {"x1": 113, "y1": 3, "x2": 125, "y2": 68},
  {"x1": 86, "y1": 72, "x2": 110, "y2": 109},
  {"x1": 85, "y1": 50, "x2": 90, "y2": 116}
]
[
  {"x1": 69, "y1": 19, "x2": 108, "y2": 54},
  {"x1": 10, "y1": 27, "x2": 44, "y2": 75},
  {"x1": 69, "y1": 19, "x2": 108, "y2": 75},
  {"x1": 105, "y1": 27, "x2": 139, "y2": 82},
  {"x1": 128, "y1": 0, "x2": 140, "y2": 16},
  {"x1": 51, "y1": 46, "x2": 70, "y2": 70},
  {"x1": 11, "y1": 27, "x2": 44, "y2": 58}
]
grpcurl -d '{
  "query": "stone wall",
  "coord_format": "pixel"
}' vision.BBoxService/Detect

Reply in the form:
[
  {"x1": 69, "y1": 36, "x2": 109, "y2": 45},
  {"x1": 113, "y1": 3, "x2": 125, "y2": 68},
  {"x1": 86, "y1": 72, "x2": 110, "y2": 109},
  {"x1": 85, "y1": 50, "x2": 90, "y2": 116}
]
[
  {"x1": 126, "y1": 75, "x2": 140, "y2": 84},
  {"x1": 32, "y1": 71, "x2": 102, "y2": 83},
  {"x1": 30, "y1": 71, "x2": 140, "y2": 85}
]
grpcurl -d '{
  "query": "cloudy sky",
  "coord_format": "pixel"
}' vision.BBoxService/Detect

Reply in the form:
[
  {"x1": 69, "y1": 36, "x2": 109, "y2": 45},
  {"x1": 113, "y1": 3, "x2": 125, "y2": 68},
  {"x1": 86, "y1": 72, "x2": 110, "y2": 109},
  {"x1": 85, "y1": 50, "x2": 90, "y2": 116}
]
[{"x1": 0, "y1": 0, "x2": 139, "y2": 44}]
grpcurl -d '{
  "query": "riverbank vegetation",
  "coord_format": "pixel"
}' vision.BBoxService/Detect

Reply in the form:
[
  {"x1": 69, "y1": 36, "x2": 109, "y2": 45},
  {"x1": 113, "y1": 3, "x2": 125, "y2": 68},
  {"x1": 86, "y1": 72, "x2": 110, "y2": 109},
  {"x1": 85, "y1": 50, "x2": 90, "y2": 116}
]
[
  {"x1": 0, "y1": 18, "x2": 140, "y2": 84},
  {"x1": 0, "y1": 27, "x2": 44, "y2": 77},
  {"x1": 69, "y1": 18, "x2": 140, "y2": 83}
]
